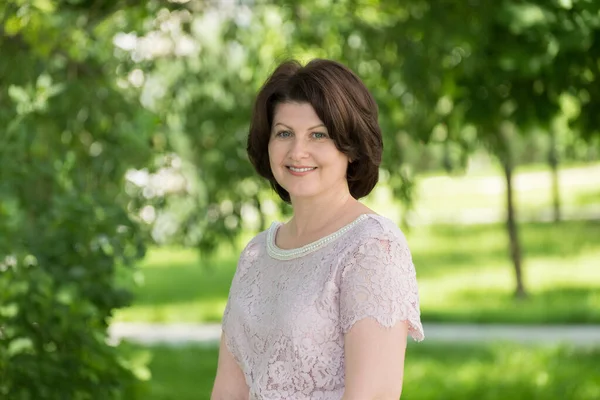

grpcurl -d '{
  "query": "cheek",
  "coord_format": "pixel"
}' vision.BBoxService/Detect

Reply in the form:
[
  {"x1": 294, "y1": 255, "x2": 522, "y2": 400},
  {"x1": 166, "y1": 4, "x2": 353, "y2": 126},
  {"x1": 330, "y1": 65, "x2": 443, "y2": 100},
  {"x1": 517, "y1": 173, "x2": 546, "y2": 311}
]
[
  {"x1": 329, "y1": 151, "x2": 349, "y2": 173},
  {"x1": 268, "y1": 141, "x2": 283, "y2": 171}
]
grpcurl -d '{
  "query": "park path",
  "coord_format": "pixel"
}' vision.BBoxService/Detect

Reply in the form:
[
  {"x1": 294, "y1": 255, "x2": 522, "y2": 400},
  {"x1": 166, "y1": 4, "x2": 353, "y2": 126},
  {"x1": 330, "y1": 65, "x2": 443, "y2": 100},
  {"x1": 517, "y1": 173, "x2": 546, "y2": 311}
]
[{"x1": 109, "y1": 322, "x2": 600, "y2": 347}]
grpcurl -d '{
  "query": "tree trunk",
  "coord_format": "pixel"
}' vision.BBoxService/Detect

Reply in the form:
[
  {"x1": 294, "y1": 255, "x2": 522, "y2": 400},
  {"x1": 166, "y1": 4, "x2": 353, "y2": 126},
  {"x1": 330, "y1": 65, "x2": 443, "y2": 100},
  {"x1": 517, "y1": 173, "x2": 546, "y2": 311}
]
[
  {"x1": 443, "y1": 139, "x2": 453, "y2": 173},
  {"x1": 549, "y1": 129, "x2": 561, "y2": 223},
  {"x1": 502, "y1": 160, "x2": 527, "y2": 298}
]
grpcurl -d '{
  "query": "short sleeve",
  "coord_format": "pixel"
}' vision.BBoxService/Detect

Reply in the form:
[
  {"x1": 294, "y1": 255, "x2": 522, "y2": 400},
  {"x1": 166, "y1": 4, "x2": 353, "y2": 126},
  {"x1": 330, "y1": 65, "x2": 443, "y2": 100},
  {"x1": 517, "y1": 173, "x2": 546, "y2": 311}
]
[{"x1": 340, "y1": 233, "x2": 424, "y2": 341}]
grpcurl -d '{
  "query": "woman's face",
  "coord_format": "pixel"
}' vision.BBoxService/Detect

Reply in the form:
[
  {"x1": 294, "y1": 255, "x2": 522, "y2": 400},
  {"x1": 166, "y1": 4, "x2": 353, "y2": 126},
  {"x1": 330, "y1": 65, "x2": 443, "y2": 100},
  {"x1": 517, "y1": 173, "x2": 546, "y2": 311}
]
[{"x1": 268, "y1": 102, "x2": 350, "y2": 202}]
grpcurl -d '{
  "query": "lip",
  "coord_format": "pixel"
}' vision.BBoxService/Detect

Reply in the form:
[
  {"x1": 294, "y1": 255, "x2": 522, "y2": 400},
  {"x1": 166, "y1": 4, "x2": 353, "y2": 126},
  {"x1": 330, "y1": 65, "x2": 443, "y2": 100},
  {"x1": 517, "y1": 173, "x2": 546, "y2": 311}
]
[{"x1": 286, "y1": 166, "x2": 317, "y2": 176}]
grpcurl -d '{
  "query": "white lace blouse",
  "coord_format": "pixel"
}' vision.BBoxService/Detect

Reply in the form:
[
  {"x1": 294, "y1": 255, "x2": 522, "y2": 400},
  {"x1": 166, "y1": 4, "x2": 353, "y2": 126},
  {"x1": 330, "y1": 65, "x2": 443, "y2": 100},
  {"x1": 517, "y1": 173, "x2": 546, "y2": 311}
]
[{"x1": 222, "y1": 214, "x2": 424, "y2": 399}]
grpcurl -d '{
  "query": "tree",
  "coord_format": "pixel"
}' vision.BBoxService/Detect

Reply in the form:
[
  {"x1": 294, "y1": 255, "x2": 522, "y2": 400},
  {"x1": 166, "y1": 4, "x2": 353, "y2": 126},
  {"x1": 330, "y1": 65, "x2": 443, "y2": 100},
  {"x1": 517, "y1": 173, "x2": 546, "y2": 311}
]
[
  {"x1": 113, "y1": 4, "x2": 294, "y2": 254},
  {"x1": 372, "y1": 0, "x2": 600, "y2": 296},
  {"x1": 279, "y1": 0, "x2": 600, "y2": 296},
  {"x1": 0, "y1": 1, "x2": 158, "y2": 397}
]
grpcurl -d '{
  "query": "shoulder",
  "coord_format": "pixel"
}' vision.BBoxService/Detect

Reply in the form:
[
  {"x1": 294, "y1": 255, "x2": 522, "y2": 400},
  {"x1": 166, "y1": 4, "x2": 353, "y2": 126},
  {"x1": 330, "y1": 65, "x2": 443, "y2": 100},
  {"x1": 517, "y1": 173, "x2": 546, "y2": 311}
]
[
  {"x1": 354, "y1": 214, "x2": 408, "y2": 247},
  {"x1": 237, "y1": 229, "x2": 268, "y2": 272},
  {"x1": 340, "y1": 214, "x2": 412, "y2": 266}
]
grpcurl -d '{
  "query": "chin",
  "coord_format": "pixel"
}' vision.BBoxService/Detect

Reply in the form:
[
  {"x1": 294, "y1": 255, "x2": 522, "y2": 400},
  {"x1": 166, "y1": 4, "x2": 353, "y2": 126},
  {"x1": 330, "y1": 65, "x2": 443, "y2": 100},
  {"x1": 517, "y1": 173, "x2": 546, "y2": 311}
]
[{"x1": 287, "y1": 191, "x2": 320, "y2": 199}]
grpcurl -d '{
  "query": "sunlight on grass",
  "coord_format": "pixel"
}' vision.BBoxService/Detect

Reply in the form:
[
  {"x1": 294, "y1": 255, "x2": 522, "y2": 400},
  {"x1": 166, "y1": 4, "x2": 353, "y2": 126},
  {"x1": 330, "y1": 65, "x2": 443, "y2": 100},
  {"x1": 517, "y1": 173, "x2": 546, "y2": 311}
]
[
  {"x1": 411, "y1": 163, "x2": 600, "y2": 224},
  {"x1": 526, "y1": 252, "x2": 600, "y2": 289},
  {"x1": 116, "y1": 298, "x2": 227, "y2": 323},
  {"x1": 140, "y1": 247, "x2": 201, "y2": 268},
  {"x1": 418, "y1": 245, "x2": 600, "y2": 323}
]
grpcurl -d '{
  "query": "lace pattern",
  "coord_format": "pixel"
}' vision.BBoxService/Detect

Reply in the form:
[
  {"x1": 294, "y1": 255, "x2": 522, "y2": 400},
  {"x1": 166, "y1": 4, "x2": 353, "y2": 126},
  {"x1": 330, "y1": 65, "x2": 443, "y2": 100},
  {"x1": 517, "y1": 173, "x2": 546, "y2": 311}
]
[{"x1": 222, "y1": 214, "x2": 424, "y2": 399}]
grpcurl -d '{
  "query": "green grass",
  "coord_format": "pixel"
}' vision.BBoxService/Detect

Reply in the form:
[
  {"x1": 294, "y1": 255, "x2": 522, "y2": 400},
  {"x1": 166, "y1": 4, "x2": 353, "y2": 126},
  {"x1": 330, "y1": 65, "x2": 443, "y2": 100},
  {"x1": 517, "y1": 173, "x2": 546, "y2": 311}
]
[
  {"x1": 116, "y1": 248, "x2": 233, "y2": 323},
  {"x1": 412, "y1": 221, "x2": 600, "y2": 324},
  {"x1": 114, "y1": 219, "x2": 600, "y2": 325},
  {"x1": 140, "y1": 342, "x2": 600, "y2": 400}
]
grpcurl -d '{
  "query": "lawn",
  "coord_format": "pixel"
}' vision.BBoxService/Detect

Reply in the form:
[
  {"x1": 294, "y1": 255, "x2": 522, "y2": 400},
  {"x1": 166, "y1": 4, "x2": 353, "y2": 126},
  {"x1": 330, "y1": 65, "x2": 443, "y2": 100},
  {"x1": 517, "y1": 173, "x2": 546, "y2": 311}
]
[
  {"x1": 113, "y1": 163, "x2": 600, "y2": 325},
  {"x1": 114, "y1": 219, "x2": 600, "y2": 325},
  {"x1": 139, "y1": 342, "x2": 600, "y2": 400}
]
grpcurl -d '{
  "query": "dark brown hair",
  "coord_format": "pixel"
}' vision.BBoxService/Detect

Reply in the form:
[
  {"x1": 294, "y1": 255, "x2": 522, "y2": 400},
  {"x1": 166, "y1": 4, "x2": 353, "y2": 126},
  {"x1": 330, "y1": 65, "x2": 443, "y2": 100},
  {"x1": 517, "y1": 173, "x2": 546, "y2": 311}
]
[{"x1": 247, "y1": 59, "x2": 383, "y2": 203}]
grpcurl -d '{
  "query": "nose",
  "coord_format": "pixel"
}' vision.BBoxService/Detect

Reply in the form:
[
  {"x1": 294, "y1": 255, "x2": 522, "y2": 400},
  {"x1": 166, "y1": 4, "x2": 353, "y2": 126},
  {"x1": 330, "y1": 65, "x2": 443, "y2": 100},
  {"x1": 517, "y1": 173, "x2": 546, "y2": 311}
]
[{"x1": 288, "y1": 137, "x2": 309, "y2": 161}]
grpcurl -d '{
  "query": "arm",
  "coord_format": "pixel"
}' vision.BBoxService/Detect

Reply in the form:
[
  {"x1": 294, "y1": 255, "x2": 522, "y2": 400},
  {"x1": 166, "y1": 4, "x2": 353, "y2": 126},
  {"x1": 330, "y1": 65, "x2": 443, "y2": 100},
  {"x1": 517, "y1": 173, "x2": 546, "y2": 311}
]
[
  {"x1": 341, "y1": 319, "x2": 408, "y2": 400},
  {"x1": 339, "y1": 231, "x2": 424, "y2": 400},
  {"x1": 211, "y1": 334, "x2": 249, "y2": 400}
]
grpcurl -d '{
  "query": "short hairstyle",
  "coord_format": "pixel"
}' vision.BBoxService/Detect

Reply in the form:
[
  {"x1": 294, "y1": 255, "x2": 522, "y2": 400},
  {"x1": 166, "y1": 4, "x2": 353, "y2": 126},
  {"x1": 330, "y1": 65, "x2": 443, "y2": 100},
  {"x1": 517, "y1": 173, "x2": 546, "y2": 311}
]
[{"x1": 247, "y1": 59, "x2": 383, "y2": 203}]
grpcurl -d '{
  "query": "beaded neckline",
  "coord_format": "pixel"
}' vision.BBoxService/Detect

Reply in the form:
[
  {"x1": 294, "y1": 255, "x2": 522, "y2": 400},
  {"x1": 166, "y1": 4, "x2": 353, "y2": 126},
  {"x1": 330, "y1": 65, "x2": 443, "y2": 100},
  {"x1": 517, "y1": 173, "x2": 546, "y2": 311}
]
[{"x1": 267, "y1": 214, "x2": 370, "y2": 261}]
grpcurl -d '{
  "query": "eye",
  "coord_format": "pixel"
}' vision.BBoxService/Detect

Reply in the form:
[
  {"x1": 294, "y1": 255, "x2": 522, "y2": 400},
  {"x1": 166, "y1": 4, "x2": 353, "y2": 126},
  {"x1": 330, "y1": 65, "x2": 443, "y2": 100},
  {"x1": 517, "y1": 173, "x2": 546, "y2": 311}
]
[
  {"x1": 276, "y1": 130, "x2": 292, "y2": 138},
  {"x1": 312, "y1": 132, "x2": 328, "y2": 139}
]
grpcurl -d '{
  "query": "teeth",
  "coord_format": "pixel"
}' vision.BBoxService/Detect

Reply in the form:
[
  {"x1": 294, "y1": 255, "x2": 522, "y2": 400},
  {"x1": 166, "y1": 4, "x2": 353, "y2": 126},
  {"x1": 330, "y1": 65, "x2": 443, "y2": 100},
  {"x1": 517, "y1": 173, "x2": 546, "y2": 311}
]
[{"x1": 289, "y1": 167, "x2": 316, "y2": 172}]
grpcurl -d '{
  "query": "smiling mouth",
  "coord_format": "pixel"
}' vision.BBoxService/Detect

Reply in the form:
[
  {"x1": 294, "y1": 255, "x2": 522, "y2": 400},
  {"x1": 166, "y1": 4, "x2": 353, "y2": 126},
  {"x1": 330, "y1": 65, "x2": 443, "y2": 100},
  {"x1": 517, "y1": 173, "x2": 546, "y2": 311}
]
[{"x1": 287, "y1": 166, "x2": 317, "y2": 173}]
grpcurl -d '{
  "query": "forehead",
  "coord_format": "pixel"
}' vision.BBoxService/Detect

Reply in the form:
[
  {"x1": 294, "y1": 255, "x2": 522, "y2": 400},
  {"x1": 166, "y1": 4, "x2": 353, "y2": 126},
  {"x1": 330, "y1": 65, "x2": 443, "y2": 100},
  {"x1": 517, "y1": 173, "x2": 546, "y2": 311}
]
[{"x1": 272, "y1": 102, "x2": 325, "y2": 129}]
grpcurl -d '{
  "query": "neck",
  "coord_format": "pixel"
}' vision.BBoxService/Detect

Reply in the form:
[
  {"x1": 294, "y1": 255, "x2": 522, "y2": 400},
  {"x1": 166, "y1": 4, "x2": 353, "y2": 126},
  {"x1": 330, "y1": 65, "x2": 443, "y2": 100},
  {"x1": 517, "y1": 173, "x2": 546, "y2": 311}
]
[{"x1": 288, "y1": 183, "x2": 355, "y2": 238}]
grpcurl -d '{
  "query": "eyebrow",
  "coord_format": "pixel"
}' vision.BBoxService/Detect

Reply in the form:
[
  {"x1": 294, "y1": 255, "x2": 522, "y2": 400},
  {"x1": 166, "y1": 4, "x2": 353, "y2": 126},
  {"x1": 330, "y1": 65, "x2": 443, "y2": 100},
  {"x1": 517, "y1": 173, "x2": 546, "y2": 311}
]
[{"x1": 274, "y1": 122, "x2": 326, "y2": 131}]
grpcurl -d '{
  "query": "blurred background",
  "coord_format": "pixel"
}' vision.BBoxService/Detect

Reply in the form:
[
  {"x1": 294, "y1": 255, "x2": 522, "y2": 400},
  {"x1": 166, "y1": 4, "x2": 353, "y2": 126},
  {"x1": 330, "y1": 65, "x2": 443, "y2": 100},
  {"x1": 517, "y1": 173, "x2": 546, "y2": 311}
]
[{"x1": 1, "y1": 0, "x2": 599, "y2": 399}]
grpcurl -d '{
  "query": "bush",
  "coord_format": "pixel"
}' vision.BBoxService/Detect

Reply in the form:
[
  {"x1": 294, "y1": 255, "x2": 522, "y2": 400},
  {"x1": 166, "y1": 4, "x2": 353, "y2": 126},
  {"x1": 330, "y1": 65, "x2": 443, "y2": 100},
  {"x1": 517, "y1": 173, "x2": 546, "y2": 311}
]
[
  {"x1": 0, "y1": 2, "x2": 156, "y2": 398},
  {"x1": 0, "y1": 257, "x2": 142, "y2": 399},
  {"x1": 0, "y1": 197, "x2": 149, "y2": 399}
]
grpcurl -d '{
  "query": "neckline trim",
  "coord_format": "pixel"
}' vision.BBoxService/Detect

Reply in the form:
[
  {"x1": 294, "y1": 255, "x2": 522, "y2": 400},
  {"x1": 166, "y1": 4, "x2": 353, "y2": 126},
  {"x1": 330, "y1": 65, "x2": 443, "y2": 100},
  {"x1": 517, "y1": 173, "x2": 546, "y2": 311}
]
[{"x1": 266, "y1": 214, "x2": 370, "y2": 261}]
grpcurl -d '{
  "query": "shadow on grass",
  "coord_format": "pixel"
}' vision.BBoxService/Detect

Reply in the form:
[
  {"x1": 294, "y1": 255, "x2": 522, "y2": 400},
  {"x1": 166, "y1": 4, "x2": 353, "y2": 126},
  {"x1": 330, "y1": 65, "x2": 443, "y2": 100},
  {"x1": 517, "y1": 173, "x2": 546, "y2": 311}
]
[
  {"x1": 422, "y1": 286, "x2": 600, "y2": 324},
  {"x1": 144, "y1": 345, "x2": 219, "y2": 400},
  {"x1": 403, "y1": 343, "x2": 600, "y2": 400}
]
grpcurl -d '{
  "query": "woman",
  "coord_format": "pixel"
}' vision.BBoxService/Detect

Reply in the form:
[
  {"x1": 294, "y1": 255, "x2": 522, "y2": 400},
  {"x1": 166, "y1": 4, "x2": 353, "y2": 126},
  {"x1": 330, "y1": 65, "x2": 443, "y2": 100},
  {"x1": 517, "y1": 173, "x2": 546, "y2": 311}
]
[{"x1": 211, "y1": 59, "x2": 424, "y2": 400}]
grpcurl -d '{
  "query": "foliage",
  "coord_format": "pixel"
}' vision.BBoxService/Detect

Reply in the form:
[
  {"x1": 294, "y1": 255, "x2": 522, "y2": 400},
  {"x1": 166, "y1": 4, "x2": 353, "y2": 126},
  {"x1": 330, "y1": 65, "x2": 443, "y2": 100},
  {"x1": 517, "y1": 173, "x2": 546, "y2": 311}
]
[
  {"x1": 0, "y1": 1, "x2": 157, "y2": 398},
  {"x1": 114, "y1": 4, "x2": 312, "y2": 254},
  {"x1": 0, "y1": 257, "x2": 144, "y2": 399}
]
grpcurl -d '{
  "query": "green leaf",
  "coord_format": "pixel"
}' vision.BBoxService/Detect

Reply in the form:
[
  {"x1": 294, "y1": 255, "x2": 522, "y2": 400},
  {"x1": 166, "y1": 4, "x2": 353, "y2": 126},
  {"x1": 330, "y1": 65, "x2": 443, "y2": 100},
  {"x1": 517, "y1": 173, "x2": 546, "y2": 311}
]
[
  {"x1": 56, "y1": 288, "x2": 73, "y2": 305},
  {"x1": 8, "y1": 337, "x2": 34, "y2": 357},
  {"x1": 36, "y1": 73, "x2": 52, "y2": 88},
  {"x1": 0, "y1": 303, "x2": 18, "y2": 318},
  {"x1": 4, "y1": 16, "x2": 23, "y2": 36},
  {"x1": 7, "y1": 85, "x2": 29, "y2": 105},
  {"x1": 32, "y1": 0, "x2": 56, "y2": 13}
]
